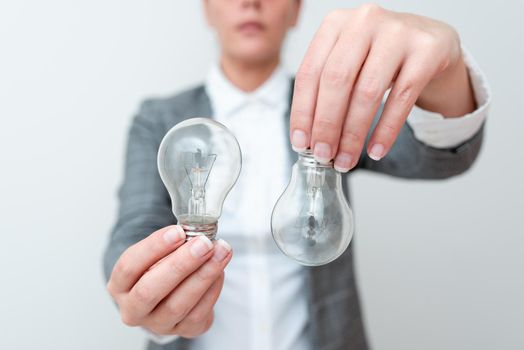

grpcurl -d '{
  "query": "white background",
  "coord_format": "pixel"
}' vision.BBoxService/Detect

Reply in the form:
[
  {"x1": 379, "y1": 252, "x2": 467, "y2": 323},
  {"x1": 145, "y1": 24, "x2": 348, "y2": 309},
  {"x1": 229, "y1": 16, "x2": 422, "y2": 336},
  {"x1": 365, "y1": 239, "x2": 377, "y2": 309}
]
[{"x1": 0, "y1": 1, "x2": 522, "y2": 349}]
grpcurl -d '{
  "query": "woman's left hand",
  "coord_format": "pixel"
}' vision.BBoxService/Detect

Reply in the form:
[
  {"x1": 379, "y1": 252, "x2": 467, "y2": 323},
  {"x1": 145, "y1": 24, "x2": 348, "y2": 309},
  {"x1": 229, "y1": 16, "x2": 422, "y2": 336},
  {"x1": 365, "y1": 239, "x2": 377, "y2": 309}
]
[{"x1": 290, "y1": 4, "x2": 474, "y2": 172}]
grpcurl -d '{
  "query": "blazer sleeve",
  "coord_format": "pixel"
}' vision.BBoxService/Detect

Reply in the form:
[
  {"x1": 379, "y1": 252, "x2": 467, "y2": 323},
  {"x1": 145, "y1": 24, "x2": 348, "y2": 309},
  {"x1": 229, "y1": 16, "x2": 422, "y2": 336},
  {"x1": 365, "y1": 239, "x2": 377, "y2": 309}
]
[
  {"x1": 103, "y1": 100, "x2": 175, "y2": 282},
  {"x1": 355, "y1": 103, "x2": 485, "y2": 179},
  {"x1": 102, "y1": 95, "x2": 203, "y2": 349}
]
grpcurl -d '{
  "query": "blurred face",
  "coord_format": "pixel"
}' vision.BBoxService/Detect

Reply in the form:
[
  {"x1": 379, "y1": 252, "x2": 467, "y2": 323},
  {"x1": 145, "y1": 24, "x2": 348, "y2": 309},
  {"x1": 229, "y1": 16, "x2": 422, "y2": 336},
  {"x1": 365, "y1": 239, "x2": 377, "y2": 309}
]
[{"x1": 204, "y1": 0, "x2": 301, "y2": 66}]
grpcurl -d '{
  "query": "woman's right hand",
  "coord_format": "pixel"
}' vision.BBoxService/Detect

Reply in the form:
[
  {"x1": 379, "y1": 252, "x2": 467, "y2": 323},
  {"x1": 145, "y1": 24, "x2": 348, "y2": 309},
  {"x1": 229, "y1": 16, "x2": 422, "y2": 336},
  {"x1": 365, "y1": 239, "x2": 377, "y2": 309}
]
[{"x1": 106, "y1": 225, "x2": 232, "y2": 338}]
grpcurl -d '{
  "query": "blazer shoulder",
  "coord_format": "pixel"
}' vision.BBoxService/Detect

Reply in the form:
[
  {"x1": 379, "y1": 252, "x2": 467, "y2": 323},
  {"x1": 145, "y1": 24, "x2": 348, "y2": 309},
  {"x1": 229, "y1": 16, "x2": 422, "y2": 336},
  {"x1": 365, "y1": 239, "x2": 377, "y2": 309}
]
[{"x1": 135, "y1": 84, "x2": 208, "y2": 127}]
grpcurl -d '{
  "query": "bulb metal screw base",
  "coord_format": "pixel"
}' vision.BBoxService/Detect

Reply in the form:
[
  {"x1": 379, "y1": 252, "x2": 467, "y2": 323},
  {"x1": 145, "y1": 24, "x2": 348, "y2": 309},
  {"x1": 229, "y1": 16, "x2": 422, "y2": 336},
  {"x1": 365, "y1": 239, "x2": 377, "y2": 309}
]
[{"x1": 180, "y1": 221, "x2": 218, "y2": 241}]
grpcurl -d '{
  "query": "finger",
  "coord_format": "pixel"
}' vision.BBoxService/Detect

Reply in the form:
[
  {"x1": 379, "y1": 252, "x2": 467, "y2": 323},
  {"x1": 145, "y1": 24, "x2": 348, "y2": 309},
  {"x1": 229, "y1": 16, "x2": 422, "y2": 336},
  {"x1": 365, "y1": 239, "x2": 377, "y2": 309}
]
[
  {"x1": 108, "y1": 225, "x2": 186, "y2": 295},
  {"x1": 124, "y1": 235, "x2": 216, "y2": 320},
  {"x1": 334, "y1": 39, "x2": 404, "y2": 172},
  {"x1": 151, "y1": 239, "x2": 232, "y2": 329},
  {"x1": 177, "y1": 312, "x2": 215, "y2": 339},
  {"x1": 171, "y1": 272, "x2": 225, "y2": 337},
  {"x1": 290, "y1": 11, "x2": 345, "y2": 152},
  {"x1": 367, "y1": 56, "x2": 438, "y2": 159},
  {"x1": 310, "y1": 27, "x2": 372, "y2": 164}
]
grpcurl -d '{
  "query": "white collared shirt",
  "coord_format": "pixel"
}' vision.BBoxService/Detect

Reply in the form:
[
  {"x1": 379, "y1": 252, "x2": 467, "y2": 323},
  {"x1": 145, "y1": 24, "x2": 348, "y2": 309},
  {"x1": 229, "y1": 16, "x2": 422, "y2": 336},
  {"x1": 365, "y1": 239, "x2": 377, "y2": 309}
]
[{"x1": 148, "y1": 50, "x2": 491, "y2": 349}]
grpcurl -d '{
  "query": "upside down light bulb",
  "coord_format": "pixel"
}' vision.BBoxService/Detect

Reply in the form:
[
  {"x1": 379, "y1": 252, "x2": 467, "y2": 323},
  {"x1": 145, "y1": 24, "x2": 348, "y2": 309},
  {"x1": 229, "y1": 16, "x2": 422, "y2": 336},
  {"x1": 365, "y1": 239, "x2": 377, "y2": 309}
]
[
  {"x1": 271, "y1": 150, "x2": 354, "y2": 266},
  {"x1": 157, "y1": 118, "x2": 242, "y2": 240}
]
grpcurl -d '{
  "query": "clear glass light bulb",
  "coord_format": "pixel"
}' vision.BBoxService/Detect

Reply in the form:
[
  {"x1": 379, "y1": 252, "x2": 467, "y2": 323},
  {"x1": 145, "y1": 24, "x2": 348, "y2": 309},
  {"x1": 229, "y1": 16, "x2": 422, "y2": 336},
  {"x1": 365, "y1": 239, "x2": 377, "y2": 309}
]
[
  {"x1": 271, "y1": 150, "x2": 354, "y2": 266},
  {"x1": 157, "y1": 118, "x2": 242, "y2": 240}
]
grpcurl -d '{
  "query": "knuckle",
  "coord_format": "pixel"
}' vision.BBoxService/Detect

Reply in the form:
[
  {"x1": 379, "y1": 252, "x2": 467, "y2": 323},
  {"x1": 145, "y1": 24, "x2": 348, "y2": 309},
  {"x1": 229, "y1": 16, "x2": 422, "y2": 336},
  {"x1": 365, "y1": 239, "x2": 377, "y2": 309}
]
[
  {"x1": 133, "y1": 284, "x2": 155, "y2": 305},
  {"x1": 380, "y1": 121, "x2": 399, "y2": 136},
  {"x1": 358, "y1": 3, "x2": 383, "y2": 17},
  {"x1": 186, "y1": 309, "x2": 209, "y2": 325},
  {"x1": 291, "y1": 104, "x2": 311, "y2": 124},
  {"x1": 146, "y1": 325, "x2": 164, "y2": 336},
  {"x1": 202, "y1": 313, "x2": 214, "y2": 333},
  {"x1": 184, "y1": 313, "x2": 214, "y2": 337},
  {"x1": 341, "y1": 129, "x2": 363, "y2": 146},
  {"x1": 296, "y1": 64, "x2": 319, "y2": 88},
  {"x1": 418, "y1": 43, "x2": 448, "y2": 74},
  {"x1": 438, "y1": 55, "x2": 452, "y2": 73},
  {"x1": 177, "y1": 328, "x2": 198, "y2": 339},
  {"x1": 166, "y1": 301, "x2": 190, "y2": 321},
  {"x1": 120, "y1": 311, "x2": 139, "y2": 327},
  {"x1": 148, "y1": 238, "x2": 165, "y2": 255},
  {"x1": 147, "y1": 318, "x2": 172, "y2": 335},
  {"x1": 170, "y1": 257, "x2": 192, "y2": 276},
  {"x1": 388, "y1": 20, "x2": 407, "y2": 37},
  {"x1": 417, "y1": 31, "x2": 440, "y2": 50},
  {"x1": 172, "y1": 321, "x2": 193, "y2": 338},
  {"x1": 195, "y1": 263, "x2": 219, "y2": 282},
  {"x1": 106, "y1": 281, "x2": 115, "y2": 296},
  {"x1": 321, "y1": 65, "x2": 351, "y2": 87},
  {"x1": 217, "y1": 271, "x2": 225, "y2": 283},
  {"x1": 114, "y1": 259, "x2": 135, "y2": 281},
  {"x1": 356, "y1": 77, "x2": 382, "y2": 103},
  {"x1": 394, "y1": 81, "x2": 417, "y2": 108},
  {"x1": 323, "y1": 10, "x2": 344, "y2": 25},
  {"x1": 313, "y1": 118, "x2": 337, "y2": 135}
]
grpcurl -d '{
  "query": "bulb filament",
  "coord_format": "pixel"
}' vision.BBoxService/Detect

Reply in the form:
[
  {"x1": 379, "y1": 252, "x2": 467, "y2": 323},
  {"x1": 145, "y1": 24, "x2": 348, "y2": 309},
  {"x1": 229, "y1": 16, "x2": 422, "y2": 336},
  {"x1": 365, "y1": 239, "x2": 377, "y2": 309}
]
[
  {"x1": 183, "y1": 149, "x2": 216, "y2": 224},
  {"x1": 301, "y1": 167, "x2": 326, "y2": 246}
]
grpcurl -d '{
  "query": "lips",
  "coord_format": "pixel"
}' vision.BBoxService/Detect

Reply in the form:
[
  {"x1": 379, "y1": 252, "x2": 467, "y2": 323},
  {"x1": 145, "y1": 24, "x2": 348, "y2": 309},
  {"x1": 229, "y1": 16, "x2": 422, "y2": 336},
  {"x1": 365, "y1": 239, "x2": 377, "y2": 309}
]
[{"x1": 237, "y1": 21, "x2": 265, "y2": 34}]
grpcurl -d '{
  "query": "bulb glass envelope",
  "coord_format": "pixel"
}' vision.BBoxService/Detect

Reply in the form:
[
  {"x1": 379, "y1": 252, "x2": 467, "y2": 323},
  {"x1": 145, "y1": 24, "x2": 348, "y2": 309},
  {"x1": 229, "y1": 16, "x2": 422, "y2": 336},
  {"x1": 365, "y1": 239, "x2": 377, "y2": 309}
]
[
  {"x1": 271, "y1": 151, "x2": 354, "y2": 266},
  {"x1": 157, "y1": 118, "x2": 242, "y2": 236}
]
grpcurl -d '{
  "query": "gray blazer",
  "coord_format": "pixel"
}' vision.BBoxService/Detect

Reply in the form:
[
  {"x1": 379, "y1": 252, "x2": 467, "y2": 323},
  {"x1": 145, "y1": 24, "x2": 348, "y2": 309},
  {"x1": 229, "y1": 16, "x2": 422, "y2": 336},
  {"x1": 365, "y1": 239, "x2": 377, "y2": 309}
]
[{"x1": 103, "y1": 80, "x2": 484, "y2": 350}]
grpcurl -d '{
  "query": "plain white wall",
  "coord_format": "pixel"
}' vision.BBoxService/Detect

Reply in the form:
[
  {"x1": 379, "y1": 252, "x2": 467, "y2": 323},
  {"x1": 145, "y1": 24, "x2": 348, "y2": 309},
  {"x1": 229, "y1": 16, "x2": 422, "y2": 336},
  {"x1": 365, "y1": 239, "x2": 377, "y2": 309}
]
[{"x1": 0, "y1": 1, "x2": 522, "y2": 349}]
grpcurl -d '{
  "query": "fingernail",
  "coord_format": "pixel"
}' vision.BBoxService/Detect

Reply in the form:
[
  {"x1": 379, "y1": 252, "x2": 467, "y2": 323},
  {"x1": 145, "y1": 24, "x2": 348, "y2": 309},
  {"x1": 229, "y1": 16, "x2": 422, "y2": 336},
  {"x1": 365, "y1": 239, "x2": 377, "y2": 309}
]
[
  {"x1": 313, "y1": 142, "x2": 332, "y2": 164},
  {"x1": 292, "y1": 129, "x2": 308, "y2": 152},
  {"x1": 334, "y1": 153, "x2": 353, "y2": 173},
  {"x1": 212, "y1": 239, "x2": 232, "y2": 262},
  {"x1": 163, "y1": 226, "x2": 185, "y2": 244},
  {"x1": 190, "y1": 235, "x2": 213, "y2": 258},
  {"x1": 369, "y1": 144, "x2": 384, "y2": 161}
]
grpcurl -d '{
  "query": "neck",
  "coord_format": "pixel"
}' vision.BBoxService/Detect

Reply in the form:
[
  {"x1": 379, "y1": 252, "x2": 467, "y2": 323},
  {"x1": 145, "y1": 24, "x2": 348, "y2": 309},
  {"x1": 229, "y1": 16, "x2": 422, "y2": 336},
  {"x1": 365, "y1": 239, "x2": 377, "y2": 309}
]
[{"x1": 220, "y1": 54, "x2": 280, "y2": 92}]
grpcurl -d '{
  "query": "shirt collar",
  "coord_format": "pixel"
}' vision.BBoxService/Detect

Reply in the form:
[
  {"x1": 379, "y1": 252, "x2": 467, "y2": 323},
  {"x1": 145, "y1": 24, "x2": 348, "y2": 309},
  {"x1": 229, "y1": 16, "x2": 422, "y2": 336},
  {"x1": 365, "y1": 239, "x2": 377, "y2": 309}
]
[{"x1": 205, "y1": 61, "x2": 291, "y2": 118}]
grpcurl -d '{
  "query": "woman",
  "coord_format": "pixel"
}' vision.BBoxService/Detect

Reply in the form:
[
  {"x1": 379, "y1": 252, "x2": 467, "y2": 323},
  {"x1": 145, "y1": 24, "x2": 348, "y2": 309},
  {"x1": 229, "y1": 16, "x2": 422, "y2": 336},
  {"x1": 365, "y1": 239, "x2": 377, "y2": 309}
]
[{"x1": 104, "y1": 1, "x2": 489, "y2": 349}]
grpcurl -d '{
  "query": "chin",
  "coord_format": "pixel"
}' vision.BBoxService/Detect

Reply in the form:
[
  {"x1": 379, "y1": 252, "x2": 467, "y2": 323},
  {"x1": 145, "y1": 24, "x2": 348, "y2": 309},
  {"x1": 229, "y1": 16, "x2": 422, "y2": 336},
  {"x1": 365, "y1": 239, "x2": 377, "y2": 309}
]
[{"x1": 232, "y1": 42, "x2": 280, "y2": 66}]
